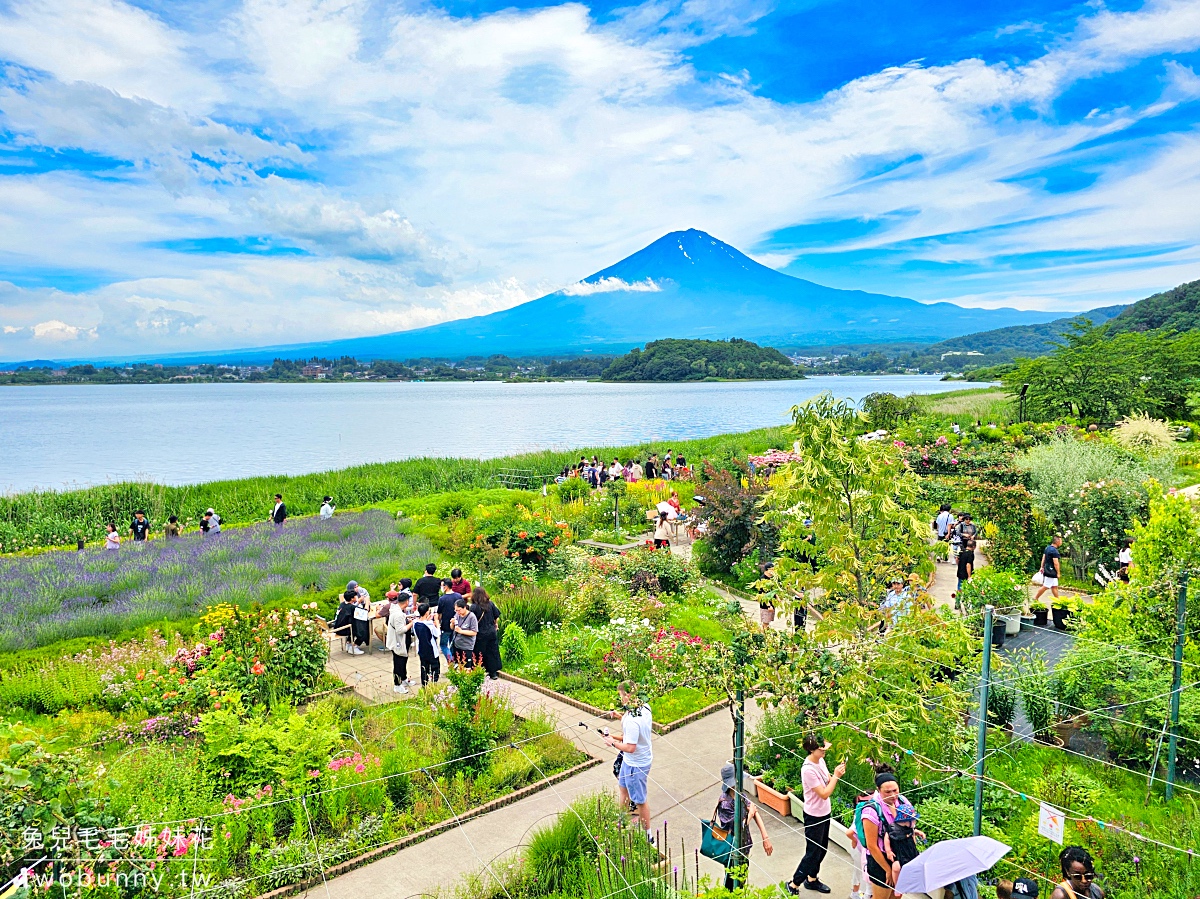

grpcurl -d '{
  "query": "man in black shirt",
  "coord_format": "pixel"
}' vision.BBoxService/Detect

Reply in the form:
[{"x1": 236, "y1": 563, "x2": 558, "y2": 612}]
[
  {"x1": 271, "y1": 494, "x2": 287, "y2": 527},
  {"x1": 436, "y1": 578, "x2": 462, "y2": 664},
  {"x1": 414, "y1": 563, "x2": 441, "y2": 604},
  {"x1": 130, "y1": 510, "x2": 150, "y2": 541}
]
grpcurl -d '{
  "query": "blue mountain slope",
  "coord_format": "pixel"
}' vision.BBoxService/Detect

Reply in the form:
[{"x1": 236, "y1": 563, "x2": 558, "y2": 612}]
[{"x1": 72, "y1": 230, "x2": 1062, "y2": 365}]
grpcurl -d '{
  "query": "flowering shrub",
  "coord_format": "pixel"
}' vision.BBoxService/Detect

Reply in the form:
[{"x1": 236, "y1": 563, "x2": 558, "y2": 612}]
[
  {"x1": 956, "y1": 567, "x2": 1027, "y2": 621},
  {"x1": 1065, "y1": 479, "x2": 1146, "y2": 577},
  {"x1": 461, "y1": 504, "x2": 571, "y2": 569},
  {"x1": 207, "y1": 604, "x2": 327, "y2": 706}
]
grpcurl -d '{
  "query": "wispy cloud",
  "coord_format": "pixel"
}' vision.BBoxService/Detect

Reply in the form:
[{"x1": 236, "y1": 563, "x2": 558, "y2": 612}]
[{"x1": 1, "y1": 0, "x2": 1199, "y2": 358}]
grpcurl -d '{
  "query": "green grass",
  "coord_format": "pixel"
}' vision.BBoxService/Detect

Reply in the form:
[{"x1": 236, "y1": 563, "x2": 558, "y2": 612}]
[{"x1": 913, "y1": 386, "x2": 1015, "y2": 425}]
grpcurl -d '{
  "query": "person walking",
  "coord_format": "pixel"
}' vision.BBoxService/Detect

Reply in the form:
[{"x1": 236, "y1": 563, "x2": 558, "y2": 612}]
[
  {"x1": 470, "y1": 586, "x2": 502, "y2": 678},
  {"x1": 270, "y1": 493, "x2": 287, "y2": 528},
  {"x1": 412, "y1": 603, "x2": 441, "y2": 686},
  {"x1": 386, "y1": 599, "x2": 416, "y2": 694},
  {"x1": 130, "y1": 510, "x2": 150, "y2": 542},
  {"x1": 104, "y1": 523, "x2": 121, "y2": 551},
  {"x1": 164, "y1": 515, "x2": 181, "y2": 539},
  {"x1": 320, "y1": 496, "x2": 335, "y2": 519},
  {"x1": 933, "y1": 504, "x2": 953, "y2": 543},
  {"x1": 957, "y1": 538, "x2": 976, "y2": 593},
  {"x1": 437, "y1": 578, "x2": 462, "y2": 663},
  {"x1": 602, "y1": 681, "x2": 654, "y2": 842},
  {"x1": 450, "y1": 597, "x2": 478, "y2": 667},
  {"x1": 1034, "y1": 535, "x2": 1064, "y2": 604},
  {"x1": 714, "y1": 761, "x2": 773, "y2": 890},
  {"x1": 786, "y1": 734, "x2": 845, "y2": 895},
  {"x1": 857, "y1": 769, "x2": 922, "y2": 899},
  {"x1": 1050, "y1": 846, "x2": 1105, "y2": 899}
]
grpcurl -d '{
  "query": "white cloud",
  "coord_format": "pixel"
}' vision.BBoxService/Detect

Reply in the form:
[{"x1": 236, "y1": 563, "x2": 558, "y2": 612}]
[
  {"x1": 31, "y1": 319, "x2": 96, "y2": 341},
  {"x1": 560, "y1": 277, "x2": 662, "y2": 295},
  {"x1": 2, "y1": 0, "x2": 1200, "y2": 357}
]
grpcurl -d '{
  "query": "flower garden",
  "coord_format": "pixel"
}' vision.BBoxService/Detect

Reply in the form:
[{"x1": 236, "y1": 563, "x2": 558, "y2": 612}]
[{"x1": 3, "y1": 402, "x2": 1200, "y2": 899}]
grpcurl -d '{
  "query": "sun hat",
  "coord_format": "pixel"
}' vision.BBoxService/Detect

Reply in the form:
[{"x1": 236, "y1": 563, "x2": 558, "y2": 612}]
[
  {"x1": 720, "y1": 762, "x2": 737, "y2": 791},
  {"x1": 347, "y1": 580, "x2": 358, "y2": 589}
]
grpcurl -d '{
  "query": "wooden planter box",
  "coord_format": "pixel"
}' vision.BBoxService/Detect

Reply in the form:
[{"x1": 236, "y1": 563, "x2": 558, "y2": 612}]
[{"x1": 753, "y1": 777, "x2": 790, "y2": 817}]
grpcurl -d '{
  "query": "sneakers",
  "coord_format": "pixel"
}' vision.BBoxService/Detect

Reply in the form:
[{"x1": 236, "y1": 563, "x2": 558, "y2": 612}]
[
  {"x1": 393, "y1": 684, "x2": 409, "y2": 694},
  {"x1": 349, "y1": 646, "x2": 364, "y2": 655},
  {"x1": 803, "y1": 881, "x2": 831, "y2": 894}
]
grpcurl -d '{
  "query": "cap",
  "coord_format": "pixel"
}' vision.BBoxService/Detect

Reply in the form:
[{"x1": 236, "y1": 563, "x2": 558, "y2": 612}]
[
  {"x1": 206, "y1": 508, "x2": 215, "y2": 514},
  {"x1": 385, "y1": 590, "x2": 399, "y2": 599},
  {"x1": 1012, "y1": 878, "x2": 1039, "y2": 897},
  {"x1": 720, "y1": 762, "x2": 737, "y2": 791}
]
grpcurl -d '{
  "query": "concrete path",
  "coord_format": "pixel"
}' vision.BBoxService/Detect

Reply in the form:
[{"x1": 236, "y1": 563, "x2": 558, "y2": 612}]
[{"x1": 316, "y1": 691, "x2": 860, "y2": 899}]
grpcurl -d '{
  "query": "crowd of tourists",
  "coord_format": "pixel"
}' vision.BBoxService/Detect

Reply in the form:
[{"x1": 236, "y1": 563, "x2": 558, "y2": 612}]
[
  {"x1": 696, "y1": 729, "x2": 1106, "y2": 899},
  {"x1": 329, "y1": 563, "x2": 501, "y2": 695},
  {"x1": 555, "y1": 450, "x2": 691, "y2": 486}
]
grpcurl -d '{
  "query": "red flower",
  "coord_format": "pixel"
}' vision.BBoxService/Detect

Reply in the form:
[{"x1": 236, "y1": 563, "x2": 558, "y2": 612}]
[{"x1": 251, "y1": 660, "x2": 266, "y2": 676}]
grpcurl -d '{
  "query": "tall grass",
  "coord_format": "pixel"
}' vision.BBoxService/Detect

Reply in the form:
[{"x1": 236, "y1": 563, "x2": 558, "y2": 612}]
[
  {"x1": 913, "y1": 387, "x2": 1015, "y2": 424},
  {"x1": 0, "y1": 428, "x2": 787, "y2": 553}
]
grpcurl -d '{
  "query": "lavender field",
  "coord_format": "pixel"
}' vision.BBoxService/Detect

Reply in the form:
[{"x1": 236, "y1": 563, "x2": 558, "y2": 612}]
[{"x1": 0, "y1": 511, "x2": 432, "y2": 651}]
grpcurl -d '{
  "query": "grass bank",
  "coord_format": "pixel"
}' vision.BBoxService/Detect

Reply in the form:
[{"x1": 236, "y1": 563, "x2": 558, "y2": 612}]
[
  {"x1": 0, "y1": 427, "x2": 787, "y2": 553},
  {"x1": 913, "y1": 386, "x2": 1014, "y2": 424}
]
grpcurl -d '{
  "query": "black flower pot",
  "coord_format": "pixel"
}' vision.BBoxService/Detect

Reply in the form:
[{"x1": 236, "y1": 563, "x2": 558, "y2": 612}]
[
  {"x1": 1033, "y1": 609, "x2": 1049, "y2": 627},
  {"x1": 1052, "y1": 607, "x2": 1072, "y2": 630},
  {"x1": 991, "y1": 622, "x2": 1006, "y2": 647}
]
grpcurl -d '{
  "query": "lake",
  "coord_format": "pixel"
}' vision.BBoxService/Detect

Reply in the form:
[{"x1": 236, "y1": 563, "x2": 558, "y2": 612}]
[{"x1": 0, "y1": 376, "x2": 970, "y2": 492}]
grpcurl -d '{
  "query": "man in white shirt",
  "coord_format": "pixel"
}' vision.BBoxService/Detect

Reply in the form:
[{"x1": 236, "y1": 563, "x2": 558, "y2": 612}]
[
  {"x1": 934, "y1": 504, "x2": 954, "y2": 542},
  {"x1": 320, "y1": 496, "x2": 335, "y2": 519},
  {"x1": 603, "y1": 681, "x2": 654, "y2": 842}
]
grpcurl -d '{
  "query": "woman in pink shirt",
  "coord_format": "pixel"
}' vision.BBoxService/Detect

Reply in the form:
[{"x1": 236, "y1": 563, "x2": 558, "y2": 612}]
[{"x1": 786, "y1": 733, "x2": 845, "y2": 895}]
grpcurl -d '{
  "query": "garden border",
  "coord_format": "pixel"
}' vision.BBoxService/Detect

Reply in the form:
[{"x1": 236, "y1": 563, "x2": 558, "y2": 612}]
[
  {"x1": 497, "y1": 671, "x2": 727, "y2": 734},
  {"x1": 249, "y1": 755, "x2": 601, "y2": 899}
]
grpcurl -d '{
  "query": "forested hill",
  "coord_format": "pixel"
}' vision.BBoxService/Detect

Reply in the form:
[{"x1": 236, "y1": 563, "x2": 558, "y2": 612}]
[
  {"x1": 926, "y1": 304, "x2": 1127, "y2": 361},
  {"x1": 600, "y1": 338, "x2": 802, "y2": 381},
  {"x1": 1107, "y1": 279, "x2": 1200, "y2": 333}
]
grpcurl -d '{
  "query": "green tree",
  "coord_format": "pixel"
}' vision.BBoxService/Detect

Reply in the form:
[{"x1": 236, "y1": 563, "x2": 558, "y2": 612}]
[{"x1": 763, "y1": 393, "x2": 928, "y2": 607}]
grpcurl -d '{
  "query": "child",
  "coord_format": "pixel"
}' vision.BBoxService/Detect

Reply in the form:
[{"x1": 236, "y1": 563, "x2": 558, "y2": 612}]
[
  {"x1": 847, "y1": 791, "x2": 872, "y2": 899},
  {"x1": 884, "y1": 797, "x2": 923, "y2": 897},
  {"x1": 412, "y1": 602, "x2": 441, "y2": 687}
]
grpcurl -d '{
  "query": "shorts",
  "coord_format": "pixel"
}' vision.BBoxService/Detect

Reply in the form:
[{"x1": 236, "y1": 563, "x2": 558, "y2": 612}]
[
  {"x1": 866, "y1": 855, "x2": 891, "y2": 889},
  {"x1": 759, "y1": 606, "x2": 775, "y2": 626},
  {"x1": 617, "y1": 762, "x2": 650, "y2": 805},
  {"x1": 1042, "y1": 576, "x2": 1059, "y2": 588}
]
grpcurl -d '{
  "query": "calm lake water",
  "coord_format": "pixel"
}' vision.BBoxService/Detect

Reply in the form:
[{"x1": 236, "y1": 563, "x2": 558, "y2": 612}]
[{"x1": 0, "y1": 376, "x2": 967, "y2": 492}]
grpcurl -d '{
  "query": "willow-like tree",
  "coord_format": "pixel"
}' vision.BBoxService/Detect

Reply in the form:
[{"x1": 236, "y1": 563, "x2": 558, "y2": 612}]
[{"x1": 763, "y1": 393, "x2": 928, "y2": 608}]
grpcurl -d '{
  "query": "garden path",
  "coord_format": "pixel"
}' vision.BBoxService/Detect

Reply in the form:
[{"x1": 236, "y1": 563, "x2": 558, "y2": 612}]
[{"x1": 315, "y1": 691, "x2": 863, "y2": 899}]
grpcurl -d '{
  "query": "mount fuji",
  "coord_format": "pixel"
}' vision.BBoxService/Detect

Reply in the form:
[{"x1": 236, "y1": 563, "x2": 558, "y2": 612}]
[{"x1": 180, "y1": 229, "x2": 1063, "y2": 362}]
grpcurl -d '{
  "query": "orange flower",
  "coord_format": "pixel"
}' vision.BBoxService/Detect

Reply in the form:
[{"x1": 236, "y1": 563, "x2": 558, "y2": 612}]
[
  {"x1": 251, "y1": 660, "x2": 266, "y2": 676},
  {"x1": 136, "y1": 671, "x2": 145, "y2": 681},
  {"x1": 518, "y1": 531, "x2": 528, "y2": 539},
  {"x1": 179, "y1": 678, "x2": 187, "y2": 685}
]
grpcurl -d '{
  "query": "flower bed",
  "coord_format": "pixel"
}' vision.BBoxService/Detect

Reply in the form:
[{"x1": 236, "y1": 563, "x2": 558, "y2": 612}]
[
  {"x1": 0, "y1": 620, "x2": 587, "y2": 899},
  {"x1": 0, "y1": 511, "x2": 431, "y2": 651},
  {"x1": 498, "y1": 547, "x2": 731, "y2": 723}
]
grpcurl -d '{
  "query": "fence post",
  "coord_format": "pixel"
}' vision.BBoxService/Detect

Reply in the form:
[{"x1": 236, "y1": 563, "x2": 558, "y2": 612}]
[
  {"x1": 974, "y1": 604, "x2": 994, "y2": 836},
  {"x1": 1167, "y1": 573, "x2": 1189, "y2": 800},
  {"x1": 731, "y1": 687, "x2": 746, "y2": 889}
]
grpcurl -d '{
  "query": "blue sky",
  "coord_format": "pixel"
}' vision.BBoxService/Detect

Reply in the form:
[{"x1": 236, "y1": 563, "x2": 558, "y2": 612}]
[{"x1": 1, "y1": 0, "x2": 1199, "y2": 358}]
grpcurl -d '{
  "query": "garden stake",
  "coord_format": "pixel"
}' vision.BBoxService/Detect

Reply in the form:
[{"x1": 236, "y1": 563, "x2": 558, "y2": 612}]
[
  {"x1": 973, "y1": 604, "x2": 994, "y2": 836},
  {"x1": 1167, "y1": 572, "x2": 1188, "y2": 800}
]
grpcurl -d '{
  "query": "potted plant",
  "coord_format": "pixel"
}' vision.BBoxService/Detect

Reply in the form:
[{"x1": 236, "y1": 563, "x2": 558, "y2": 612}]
[
  {"x1": 1051, "y1": 597, "x2": 1074, "y2": 630},
  {"x1": 987, "y1": 681, "x2": 1018, "y2": 733},
  {"x1": 990, "y1": 617, "x2": 1006, "y2": 647},
  {"x1": 1030, "y1": 601, "x2": 1049, "y2": 628},
  {"x1": 752, "y1": 772, "x2": 791, "y2": 817},
  {"x1": 998, "y1": 610, "x2": 1022, "y2": 636}
]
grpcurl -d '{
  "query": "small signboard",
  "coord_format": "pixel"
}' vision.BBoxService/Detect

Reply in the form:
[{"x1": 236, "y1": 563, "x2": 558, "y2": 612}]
[{"x1": 1038, "y1": 802, "x2": 1065, "y2": 845}]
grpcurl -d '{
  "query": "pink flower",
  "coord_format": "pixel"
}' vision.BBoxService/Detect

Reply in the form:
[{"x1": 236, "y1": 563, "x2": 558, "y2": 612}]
[{"x1": 949, "y1": 458, "x2": 959, "y2": 465}]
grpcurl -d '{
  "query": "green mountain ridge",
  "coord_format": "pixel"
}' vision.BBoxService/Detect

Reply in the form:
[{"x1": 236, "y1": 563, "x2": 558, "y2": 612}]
[{"x1": 600, "y1": 338, "x2": 801, "y2": 381}]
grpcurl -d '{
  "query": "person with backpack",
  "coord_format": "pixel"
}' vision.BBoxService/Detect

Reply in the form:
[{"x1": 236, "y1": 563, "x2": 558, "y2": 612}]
[
  {"x1": 411, "y1": 602, "x2": 441, "y2": 686},
  {"x1": 855, "y1": 769, "x2": 922, "y2": 899},
  {"x1": 785, "y1": 734, "x2": 846, "y2": 894},
  {"x1": 1050, "y1": 846, "x2": 1106, "y2": 899}
]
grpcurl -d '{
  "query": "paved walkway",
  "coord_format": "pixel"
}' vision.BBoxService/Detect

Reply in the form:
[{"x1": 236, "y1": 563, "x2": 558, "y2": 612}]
[{"x1": 317, "y1": 688, "x2": 861, "y2": 899}]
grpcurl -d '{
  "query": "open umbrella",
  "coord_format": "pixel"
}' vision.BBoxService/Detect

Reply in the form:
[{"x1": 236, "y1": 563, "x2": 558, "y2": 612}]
[{"x1": 894, "y1": 836, "x2": 1010, "y2": 895}]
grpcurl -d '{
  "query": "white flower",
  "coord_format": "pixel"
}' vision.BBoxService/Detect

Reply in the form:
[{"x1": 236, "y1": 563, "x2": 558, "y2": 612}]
[{"x1": 642, "y1": 618, "x2": 650, "y2": 627}]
